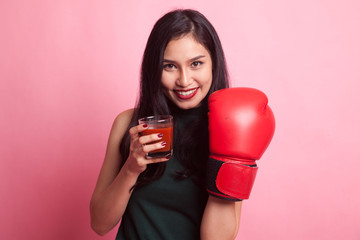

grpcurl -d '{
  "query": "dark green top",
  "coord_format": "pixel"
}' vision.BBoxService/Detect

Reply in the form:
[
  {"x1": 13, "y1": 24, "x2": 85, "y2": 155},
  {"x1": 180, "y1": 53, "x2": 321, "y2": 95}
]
[{"x1": 116, "y1": 106, "x2": 209, "y2": 240}]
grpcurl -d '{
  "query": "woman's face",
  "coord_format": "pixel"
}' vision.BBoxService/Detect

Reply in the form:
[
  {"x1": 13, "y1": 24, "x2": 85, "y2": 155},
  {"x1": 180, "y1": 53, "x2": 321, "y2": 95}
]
[{"x1": 161, "y1": 34, "x2": 213, "y2": 110}]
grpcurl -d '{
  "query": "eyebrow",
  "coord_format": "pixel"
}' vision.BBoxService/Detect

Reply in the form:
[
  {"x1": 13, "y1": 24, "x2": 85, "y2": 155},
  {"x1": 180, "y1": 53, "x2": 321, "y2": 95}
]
[{"x1": 163, "y1": 55, "x2": 206, "y2": 63}]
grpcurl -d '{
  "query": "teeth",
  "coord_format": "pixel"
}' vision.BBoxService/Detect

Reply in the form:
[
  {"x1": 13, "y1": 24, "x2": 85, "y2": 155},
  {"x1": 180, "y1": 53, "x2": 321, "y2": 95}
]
[{"x1": 177, "y1": 89, "x2": 196, "y2": 96}]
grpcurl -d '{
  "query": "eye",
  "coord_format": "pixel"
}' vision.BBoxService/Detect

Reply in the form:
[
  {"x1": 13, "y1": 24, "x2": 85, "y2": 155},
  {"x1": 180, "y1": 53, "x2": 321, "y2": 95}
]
[
  {"x1": 191, "y1": 61, "x2": 203, "y2": 68},
  {"x1": 163, "y1": 63, "x2": 177, "y2": 70}
]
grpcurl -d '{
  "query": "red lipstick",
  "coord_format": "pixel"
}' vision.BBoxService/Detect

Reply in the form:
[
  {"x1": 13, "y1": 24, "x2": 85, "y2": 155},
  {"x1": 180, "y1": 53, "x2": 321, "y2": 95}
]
[{"x1": 174, "y1": 87, "x2": 198, "y2": 100}]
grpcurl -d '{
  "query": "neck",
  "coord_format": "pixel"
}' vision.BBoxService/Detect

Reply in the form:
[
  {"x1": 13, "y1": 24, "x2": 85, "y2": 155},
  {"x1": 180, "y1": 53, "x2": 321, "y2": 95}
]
[{"x1": 166, "y1": 98, "x2": 208, "y2": 117}]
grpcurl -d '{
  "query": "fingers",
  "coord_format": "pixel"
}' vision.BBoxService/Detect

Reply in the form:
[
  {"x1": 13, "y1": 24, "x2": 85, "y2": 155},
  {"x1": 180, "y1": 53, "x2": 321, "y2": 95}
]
[
  {"x1": 146, "y1": 156, "x2": 171, "y2": 164},
  {"x1": 130, "y1": 124, "x2": 164, "y2": 149},
  {"x1": 125, "y1": 124, "x2": 171, "y2": 175},
  {"x1": 141, "y1": 140, "x2": 166, "y2": 153},
  {"x1": 128, "y1": 124, "x2": 170, "y2": 160},
  {"x1": 138, "y1": 132, "x2": 163, "y2": 146},
  {"x1": 129, "y1": 124, "x2": 147, "y2": 138},
  {"x1": 128, "y1": 124, "x2": 148, "y2": 151}
]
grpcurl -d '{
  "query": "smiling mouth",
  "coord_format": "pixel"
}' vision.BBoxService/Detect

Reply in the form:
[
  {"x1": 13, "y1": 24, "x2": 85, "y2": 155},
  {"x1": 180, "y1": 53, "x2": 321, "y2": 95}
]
[{"x1": 174, "y1": 87, "x2": 198, "y2": 100}]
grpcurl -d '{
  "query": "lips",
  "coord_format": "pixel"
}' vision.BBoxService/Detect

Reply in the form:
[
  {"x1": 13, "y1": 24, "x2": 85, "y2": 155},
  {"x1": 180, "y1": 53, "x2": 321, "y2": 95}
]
[{"x1": 174, "y1": 87, "x2": 199, "y2": 100}]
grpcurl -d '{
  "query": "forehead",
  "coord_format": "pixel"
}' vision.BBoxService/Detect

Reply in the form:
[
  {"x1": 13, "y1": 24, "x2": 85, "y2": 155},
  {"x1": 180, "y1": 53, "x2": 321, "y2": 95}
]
[{"x1": 164, "y1": 34, "x2": 210, "y2": 58}]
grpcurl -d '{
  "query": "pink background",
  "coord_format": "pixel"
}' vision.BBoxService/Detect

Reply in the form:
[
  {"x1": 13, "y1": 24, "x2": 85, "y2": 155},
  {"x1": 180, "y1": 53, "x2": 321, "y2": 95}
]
[{"x1": 1, "y1": 0, "x2": 359, "y2": 239}]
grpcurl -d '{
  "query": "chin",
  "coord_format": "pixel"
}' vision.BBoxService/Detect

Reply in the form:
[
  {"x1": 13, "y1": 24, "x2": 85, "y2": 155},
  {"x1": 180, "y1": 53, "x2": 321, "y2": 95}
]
[
  {"x1": 166, "y1": 92, "x2": 203, "y2": 110},
  {"x1": 175, "y1": 101, "x2": 201, "y2": 110}
]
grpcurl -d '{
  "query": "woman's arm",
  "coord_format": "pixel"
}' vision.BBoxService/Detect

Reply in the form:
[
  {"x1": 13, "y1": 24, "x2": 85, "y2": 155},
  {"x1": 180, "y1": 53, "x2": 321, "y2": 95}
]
[
  {"x1": 200, "y1": 196, "x2": 242, "y2": 240},
  {"x1": 90, "y1": 109, "x2": 136, "y2": 235},
  {"x1": 90, "y1": 109, "x2": 169, "y2": 235}
]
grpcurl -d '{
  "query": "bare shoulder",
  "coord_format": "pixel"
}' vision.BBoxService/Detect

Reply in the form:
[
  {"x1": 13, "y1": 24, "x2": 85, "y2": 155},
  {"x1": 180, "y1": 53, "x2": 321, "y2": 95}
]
[
  {"x1": 91, "y1": 108, "x2": 136, "y2": 200},
  {"x1": 111, "y1": 108, "x2": 135, "y2": 137},
  {"x1": 115, "y1": 108, "x2": 135, "y2": 126}
]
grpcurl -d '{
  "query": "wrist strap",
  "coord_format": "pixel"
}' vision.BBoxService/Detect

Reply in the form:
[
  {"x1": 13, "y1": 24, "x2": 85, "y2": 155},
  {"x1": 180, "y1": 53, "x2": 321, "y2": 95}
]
[{"x1": 207, "y1": 157, "x2": 258, "y2": 200}]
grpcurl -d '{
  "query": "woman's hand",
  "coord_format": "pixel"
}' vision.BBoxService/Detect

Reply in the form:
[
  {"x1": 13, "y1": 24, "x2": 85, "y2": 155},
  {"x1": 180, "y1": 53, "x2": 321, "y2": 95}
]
[{"x1": 124, "y1": 124, "x2": 170, "y2": 175}]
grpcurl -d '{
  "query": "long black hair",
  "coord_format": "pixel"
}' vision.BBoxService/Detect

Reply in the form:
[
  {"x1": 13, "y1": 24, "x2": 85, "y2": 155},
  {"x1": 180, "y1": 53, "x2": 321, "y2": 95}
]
[{"x1": 120, "y1": 9, "x2": 229, "y2": 188}]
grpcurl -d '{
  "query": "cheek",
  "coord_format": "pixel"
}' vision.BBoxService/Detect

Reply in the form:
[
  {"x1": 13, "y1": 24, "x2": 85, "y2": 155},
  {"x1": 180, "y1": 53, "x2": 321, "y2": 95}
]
[
  {"x1": 160, "y1": 76, "x2": 173, "y2": 97},
  {"x1": 199, "y1": 68, "x2": 213, "y2": 87},
  {"x1": 161, "y1": 72, "x2": 174, "y2": 89}
]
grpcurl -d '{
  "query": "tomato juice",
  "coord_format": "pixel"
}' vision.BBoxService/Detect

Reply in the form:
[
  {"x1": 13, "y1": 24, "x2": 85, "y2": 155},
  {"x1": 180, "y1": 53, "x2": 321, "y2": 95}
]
[{"x1": 141, "y1": 126, "x2": 173, "y2": 158}]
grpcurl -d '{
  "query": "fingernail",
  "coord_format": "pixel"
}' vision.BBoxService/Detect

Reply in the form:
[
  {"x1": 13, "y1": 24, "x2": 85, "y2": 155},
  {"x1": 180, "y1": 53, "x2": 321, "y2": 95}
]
[
  {"x1": 143, "y1": 124, "x2": 148, "y2": 128},
  {"x1": 158, "y1": 133, "x2": 163, "y2": 138},
  {"x1": 161, "y1": 141, "x2": 166, "y2": 146},
  {"x1": 166, "y1": 156, "x2": 171, "y2": 159}
]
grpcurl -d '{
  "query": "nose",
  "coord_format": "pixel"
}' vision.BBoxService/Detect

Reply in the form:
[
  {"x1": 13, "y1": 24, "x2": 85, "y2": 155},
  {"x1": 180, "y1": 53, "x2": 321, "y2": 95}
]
[{"x1": 176, "y1": 69, "x2": 192, "y2": 88}]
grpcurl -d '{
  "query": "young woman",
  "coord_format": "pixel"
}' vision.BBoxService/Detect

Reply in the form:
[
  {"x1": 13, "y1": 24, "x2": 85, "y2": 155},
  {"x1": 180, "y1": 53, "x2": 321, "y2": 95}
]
[{"x1": 90, "y1": 9, "x2": 242, "y2": 240}]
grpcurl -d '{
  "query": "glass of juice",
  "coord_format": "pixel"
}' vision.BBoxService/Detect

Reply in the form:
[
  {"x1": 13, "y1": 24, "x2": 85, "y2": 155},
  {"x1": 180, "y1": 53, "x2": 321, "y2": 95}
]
[{"x1": 138, "y1": 115, "x2": 173, "y2": 158}]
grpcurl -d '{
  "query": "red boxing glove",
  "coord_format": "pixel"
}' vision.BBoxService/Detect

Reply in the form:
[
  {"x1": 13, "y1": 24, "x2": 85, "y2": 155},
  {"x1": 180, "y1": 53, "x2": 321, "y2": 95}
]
[{"x1": 207, "y1": 87, "x2": 275, "y2": 200}]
